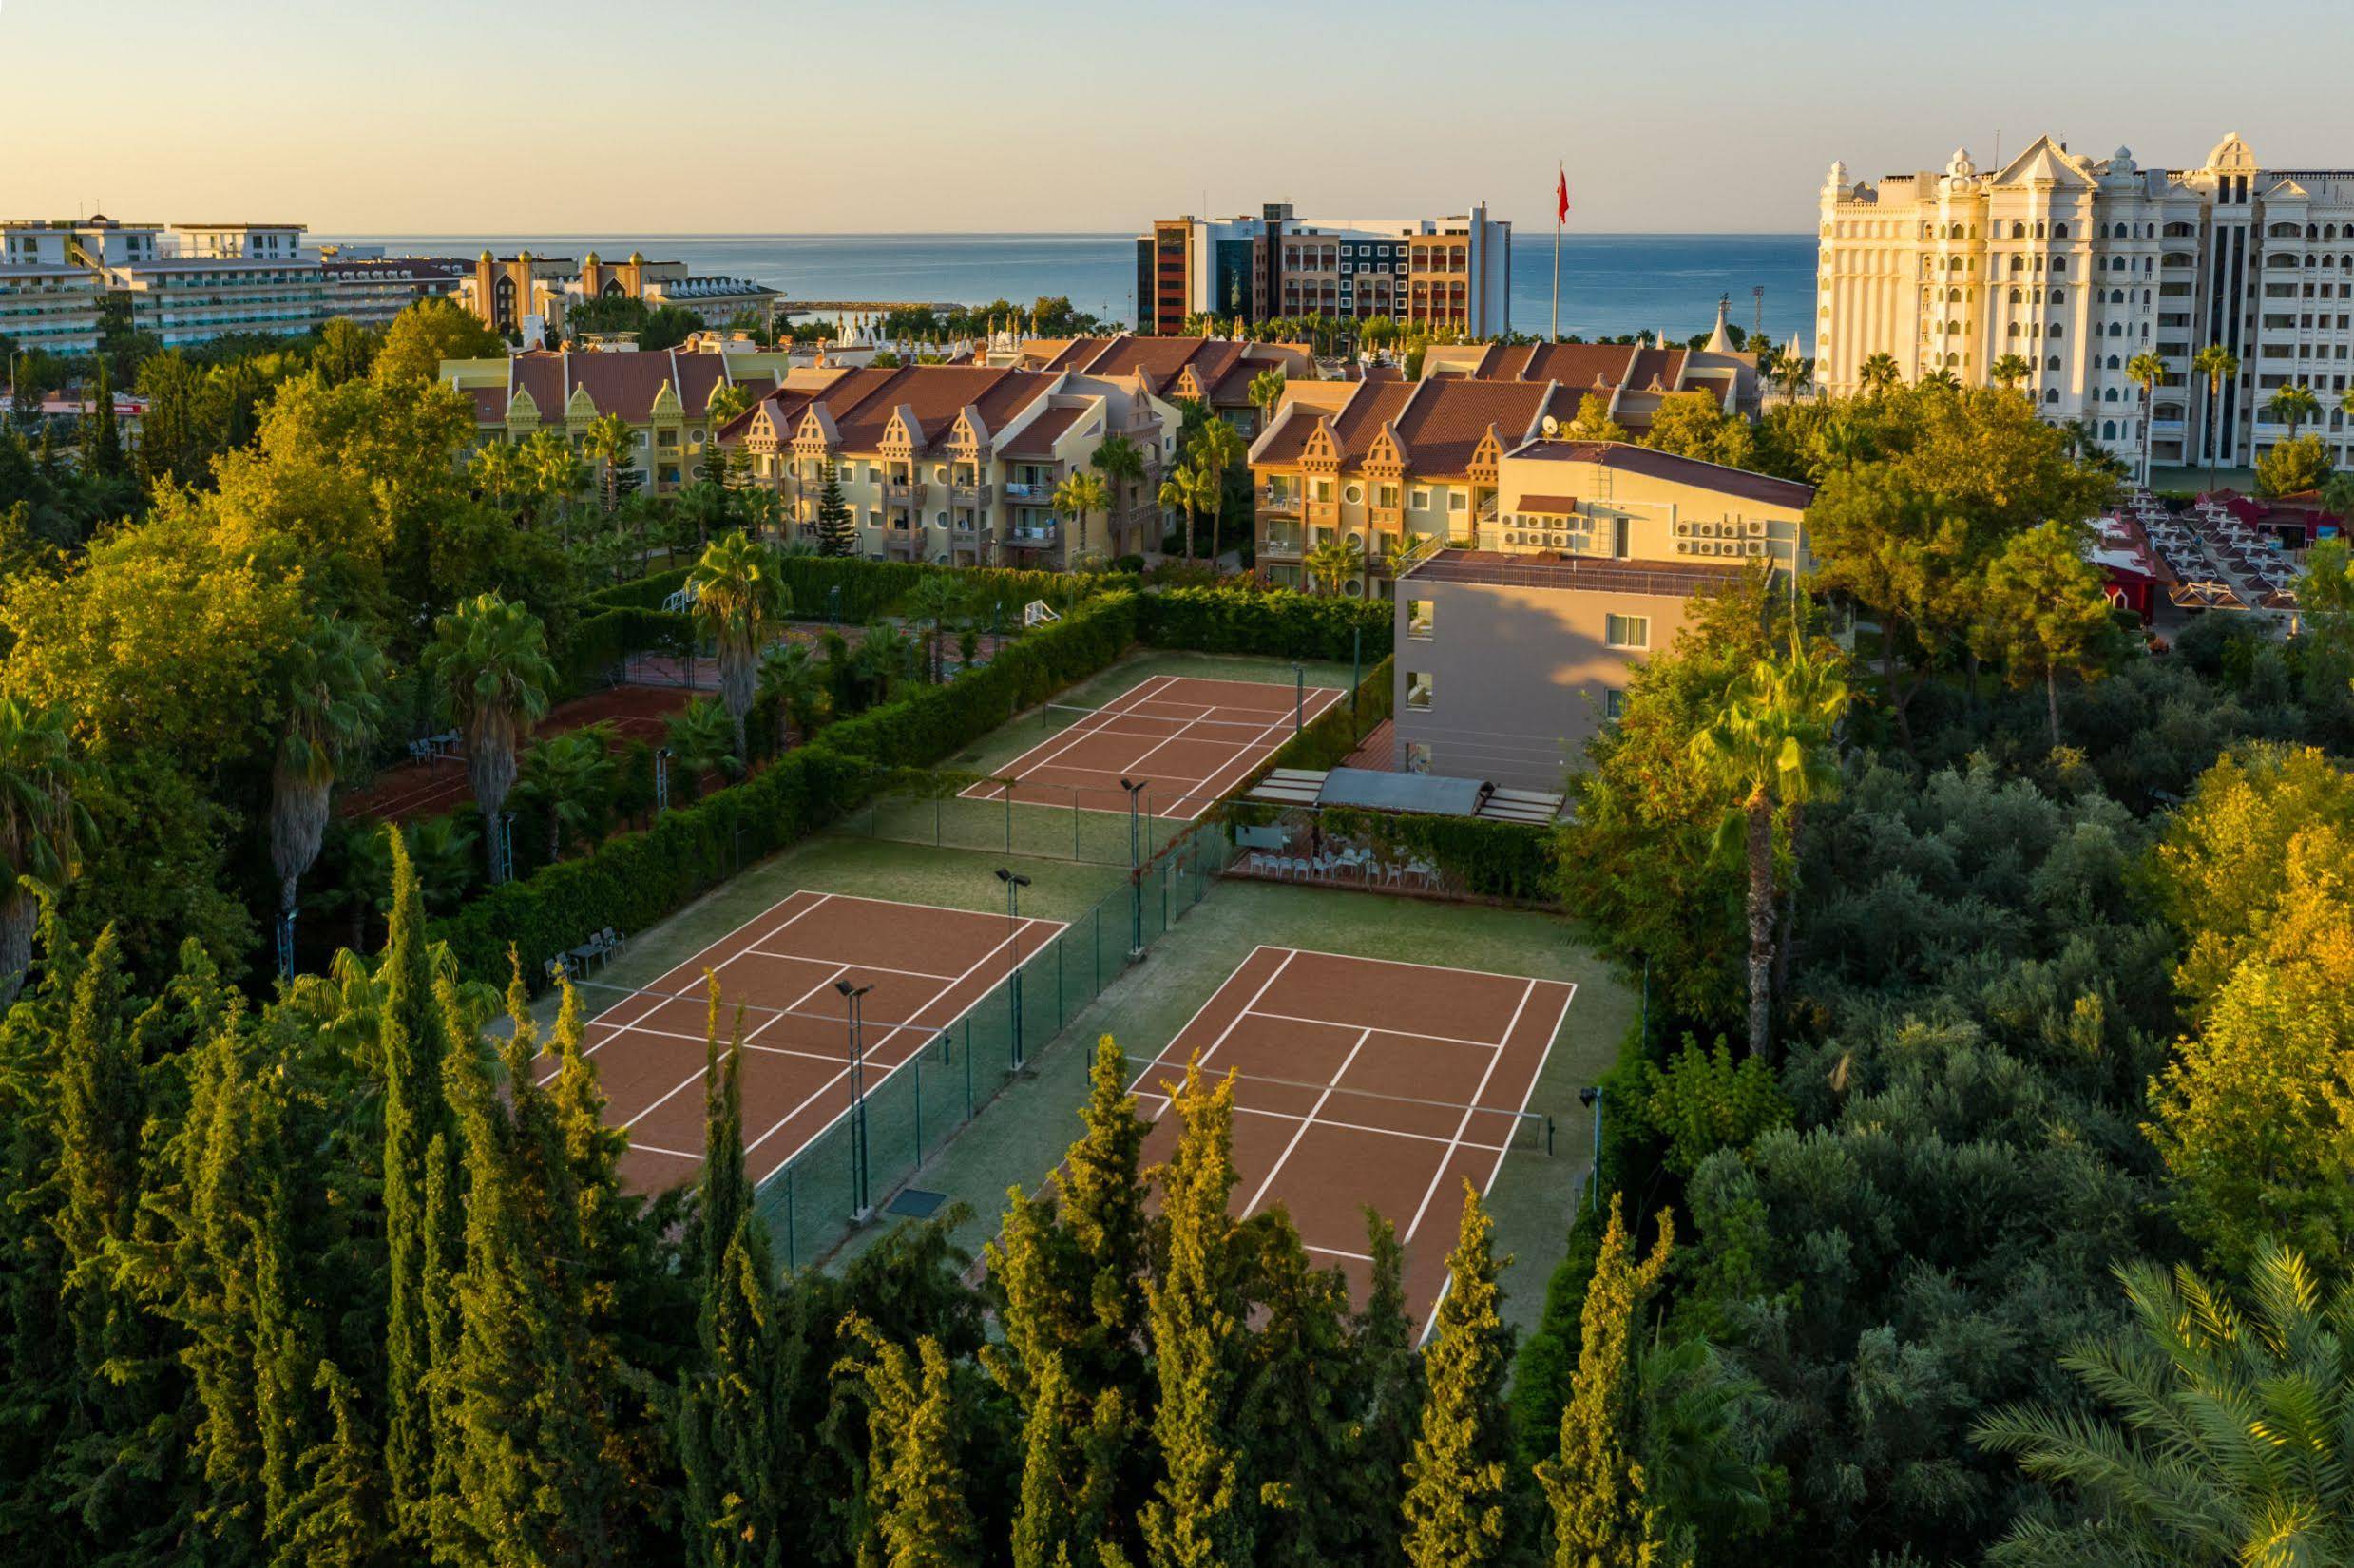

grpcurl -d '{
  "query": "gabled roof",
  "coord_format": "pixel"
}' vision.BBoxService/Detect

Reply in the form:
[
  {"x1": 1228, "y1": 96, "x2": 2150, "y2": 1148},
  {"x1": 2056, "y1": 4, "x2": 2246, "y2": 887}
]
[
  {"x1": 1000, "y1": 404, "x2": 1092, "y2": 459},
  {"x1": 718, "y1": 364, "x2": 1062, "y2": 455},
  {"x1": 1254, "y1": 379, "x2": 1566, "y2": 478},
  {"x1": 478, "y1": 349, "x2": 773, "y2": 426},
  {"x1": 1990, "y1": 134, "x2": 2096, "y2": 189}
]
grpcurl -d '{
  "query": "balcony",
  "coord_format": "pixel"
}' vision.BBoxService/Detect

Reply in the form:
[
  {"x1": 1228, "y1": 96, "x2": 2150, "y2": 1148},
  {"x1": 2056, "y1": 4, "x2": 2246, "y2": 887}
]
[
  {"x1": 949, "y1": 481, "x2": 993, "y2": 507},
  {"x1": 1002, "y1": 479, "x2": 1059, "y2": 502},
  {"x1": 1003, "y1": 523, "x2": 1062, "y2": 550},
  {"x1": 1260, "y1": 487, "x2": 1303, "y2": 516},
  {"x1": 1261, "y1": 528, "x2": 1305, "y2": 561},
  {"x1": 883, "y1": 479, "x2": 925, "y2": 505},
  {"x1": 883, "y1": 527, "x2": 925, "y2": 560}
]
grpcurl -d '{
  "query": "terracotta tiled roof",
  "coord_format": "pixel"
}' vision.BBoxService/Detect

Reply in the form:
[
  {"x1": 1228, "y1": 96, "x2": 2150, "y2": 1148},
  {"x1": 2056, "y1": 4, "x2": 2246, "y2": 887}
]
[
  {"x1": 1388, "y1": 381, "x2": 1566, "y2": 477},
  {"x1": 1508, "y1": 439, "x2": 1814, "y2": 508},
  {"x1": 1000, "y1": 404, "x2": 1089, "y2": 459}
]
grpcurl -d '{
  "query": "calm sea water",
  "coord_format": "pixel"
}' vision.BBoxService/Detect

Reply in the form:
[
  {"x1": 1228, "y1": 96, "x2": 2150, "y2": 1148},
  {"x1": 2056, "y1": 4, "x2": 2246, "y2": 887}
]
[{"x1": 322, "y1": 232, "x2": 1817, "y2": 344}]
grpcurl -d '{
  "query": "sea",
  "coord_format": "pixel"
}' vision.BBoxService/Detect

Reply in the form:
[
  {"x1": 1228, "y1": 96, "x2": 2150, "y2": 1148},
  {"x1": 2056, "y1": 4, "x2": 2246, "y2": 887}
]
[{"x1": 319, "y1": 232, "x2": 1818, "y2": 346}]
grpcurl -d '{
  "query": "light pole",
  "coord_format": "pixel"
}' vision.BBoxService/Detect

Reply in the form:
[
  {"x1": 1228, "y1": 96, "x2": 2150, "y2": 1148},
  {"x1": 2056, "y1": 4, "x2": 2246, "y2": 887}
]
[
  {"x1": 1292, "y1": 661, "x2": 1305, "y2": 736},
  {"x1": 655, "y1": 747, "x2": 673, "y2": 813},
  {"x1": 1579, "y1": 1085, "x2": 1604, "y2": 1214},
  {"x1": 1120, "y1": 777, "x2": 1147, "y2": 959},
  {"x1": 994, "y1": 868, "x2": 1031, "y2": 1069},
  {"x1": 835, "y1": 978, "x2": 876, "y2": 1220}
]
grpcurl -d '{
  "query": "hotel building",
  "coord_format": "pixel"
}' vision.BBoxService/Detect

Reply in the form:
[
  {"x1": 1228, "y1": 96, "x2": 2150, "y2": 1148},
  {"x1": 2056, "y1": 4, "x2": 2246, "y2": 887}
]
[
  {"x1": 1, "y1": 216, "x2": 332, "y2": 348},
  {"x1": 1138, "y1": 202, "x2": 1511, "y2": 336},
  {"x1": 718, "y1": 363, "x2": 1181, "y2": 568},
  {"x1": 991, "y1": 333, "x2": 1316, "y2": 437},
  {"x1": 441, "y1": 346, "x2": 792, "y2": 495},
  {"x1": 1816, "y1": 132, "x2": 2354, "y2": 472},
  {"x1": 1391, "y1": 446, "x2": 1812, "y2": 790},
  {"x1": 320, "y1": 256, "x2": 465, "y2": 328},
  {"x1": 1417, "y1": 324, "x2": 1762, "y2": 436},
  {"x1": 461, "y1": 251, "x2": 778, "y2": 339}
]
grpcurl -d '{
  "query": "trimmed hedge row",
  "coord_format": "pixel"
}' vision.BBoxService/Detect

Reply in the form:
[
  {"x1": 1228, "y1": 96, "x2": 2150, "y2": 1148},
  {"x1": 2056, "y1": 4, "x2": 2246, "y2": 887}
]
[
  {"x1": 1139, "y1": 586, "x2": 1393, "y2": 662},
  {"x1": 1314, "y1": 808, "x2": 1554, "y2": 903},
  {"x1": 1255, "y1": 655, "x2": 1395, "y2": 777},
  {"x1": 431, "y1": 744, "x2": 878, "y2": 985},
  {"x1": 772, "y1": 556, "x2": 1102, "y2": 627},
  {"x1": 584, "y1": 566, "x2": 694, "y2": 613},
  {"x1": 817, "y1": 592, "x2": 1143, "y2": 768},
  {"x1": 560, "y1": 606, "x2": 695, "y2": 694}
]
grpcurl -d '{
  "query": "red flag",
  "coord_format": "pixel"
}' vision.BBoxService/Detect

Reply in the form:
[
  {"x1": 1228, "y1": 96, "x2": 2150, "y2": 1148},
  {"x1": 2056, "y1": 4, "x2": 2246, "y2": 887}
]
[{"x1": 1556, "y1": 167, "x2": 1570, "y2": 224}]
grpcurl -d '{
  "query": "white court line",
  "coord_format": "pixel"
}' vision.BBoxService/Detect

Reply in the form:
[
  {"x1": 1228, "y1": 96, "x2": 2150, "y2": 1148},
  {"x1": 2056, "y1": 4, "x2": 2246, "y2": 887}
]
[
  {"x1": 538, "y1": 889, "x2": 833, "y2": 1085},
  {"x1": 1305, "y1": 1243, "x2": 1376, "y2": 1263},
  {"x1": 1243, "y1": 1007, "x2": 1505, "y2": 1053},
  {"x1": 604, "y1": 958, "x2": 856, "y2": 1137},
  {"x1": 745, "y1": 916, "x2": 1059, "y2": 1182},
  {"x1": 1270, "y1": 941, "x2": 1576, "y2": 987},
  {"x1": 1401, "y1": 978, "x2": 1540, "y2": 1245},
  {"x1": 1126, "y1": 947, "x2": 1299, "y2": 1118},
  {"x1": 1174, "y1": 684, "x2": 1347, "y2": 819},
  {"x1": 624, "y1": 1141, "x2": 705, "y2": 1160},
  {"x1": 1241, "y1": 1026, "x2": 1372, "y2": 1217},
  {"x1": 582, "y1": 1020, "x2": 889, "y2": 1069},
  {"x1": 959, "y1": 674, "x2": 1179, "y2": 798},
  {"x1": 1476, "y1": 981, "x2": 1578, "y2": 1208},
  {"x1": 744, "y1": 951, "x2": 962, "y2": 982},
  {"x1": 1128, "y1": 1091, "x2": 1520, "y2": 1154}
]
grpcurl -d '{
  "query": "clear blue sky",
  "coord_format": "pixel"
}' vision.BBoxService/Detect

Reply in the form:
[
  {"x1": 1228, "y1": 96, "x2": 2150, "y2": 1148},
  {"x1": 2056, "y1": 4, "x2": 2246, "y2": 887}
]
[{"x1": 10, "y1": 0, "x2": 2351, "y2": 234}]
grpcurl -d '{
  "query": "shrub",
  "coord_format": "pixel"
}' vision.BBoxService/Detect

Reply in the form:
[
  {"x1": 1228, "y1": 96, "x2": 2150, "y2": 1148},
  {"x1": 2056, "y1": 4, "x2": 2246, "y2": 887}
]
[
  {"x1": 1314, "y1": 807, "x2": 1553, "y2": 903},
  {"x1": 1139, "y1": 585, "x2": 1393, "y2": 661}
]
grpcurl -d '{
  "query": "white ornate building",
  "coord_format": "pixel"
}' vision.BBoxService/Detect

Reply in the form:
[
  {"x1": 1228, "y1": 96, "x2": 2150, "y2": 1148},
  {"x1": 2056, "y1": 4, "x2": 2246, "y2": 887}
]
[{"x1": 1815, "y1": 133, "x2": 2354, "y2": 474}]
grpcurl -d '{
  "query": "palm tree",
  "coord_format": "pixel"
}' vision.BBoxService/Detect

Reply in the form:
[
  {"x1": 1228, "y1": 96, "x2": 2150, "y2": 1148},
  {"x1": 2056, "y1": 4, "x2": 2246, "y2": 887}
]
[
  {"x1": 469, "y1": 440, "x2": 525, "y2": 511},
  {"x1": 402, "y1": 815, "x2": 480, "y2": 914},
  {"x1": 1302, "y1": 533, "x2": 1366, "y2": 596},
  {"x1": 1158, "y1": 461, "x2": 1215, "y2": 569},
  {"x1": 1973, "y1": 1244, "x2": 2354, "y2": 1568},
  {"x1": 582, "y1": 411, "x2": 638, "y2": 516},
  {"x1": 852, "y1": 621, "x2": 919, "y2": 705},
  {"x1": 687, "y1": 531, "x2": 788, "y2": 755},
  {"x1": 0, "y1": 699, "x2": 91, "y2": 1003},
  {"x1": 1990, "y1": 353, "x2": 2033, "y2": 391},
  {"x1": 1920, "y1": 367, "x2": 1962, "y2": 391},
  {"x1": 756, "y1": 641, "x2": 830, "y2": 751},
  {"x1": 1188, "y1": 419, "x2": 1245, "y2": 563},
  {"x1": 1052, "y1": 469, "x2": 1110, "y2": 564},
  {"x1": 1247, "y1": 367, "x2": 1288, "y2": 434},
  {"x1": 2127, "y1": 351, "x2": 2167, "y2": 485},
  {"x1": 2193, "y1": 342, "x2": 2240, "y2": 491},
  {"x1": 673, "y1": 480, "x2": 735, "y2": 549},
  {"x1": 1686, "y1": 642, "x2": 1850, "y2": 1058},
  {"x1": 662, "y1": 698, "x2": 738, "y2": 802},
  {"x1": 1089, "y1": 433, "x2": 1145, "y2": 558},
  {"x1": 702, "y1": 383, "x2": 751, "y2": 483},
  {"x1": 2268, "y1": 380, "x2": 2320, "y2": 442},
  {"x1": 514, "y1": 725, "x2": 616, "y2": 864},
  {"x1": 522, "y1": 428, "x2": 588, "y2": 543},
  {"x1": 1858, "y1": 353, "x2": 1902, "y2": 394},
  {"x1": 903, "y1": 574, "x2": 967, "y2": 685},
  {"x1": 423, "y1": 593, "x2": 555, "y2": 884},
  {"x1": 271, "y1": 617, "x2": 388, "y2": 936}
]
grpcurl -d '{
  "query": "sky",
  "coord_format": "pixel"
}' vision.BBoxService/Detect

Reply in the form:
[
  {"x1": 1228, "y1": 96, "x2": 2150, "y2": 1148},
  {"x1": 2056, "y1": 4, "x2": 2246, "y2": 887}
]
[{"x1": 10, "y1": 0, "x2": 2354, "y2": 236}]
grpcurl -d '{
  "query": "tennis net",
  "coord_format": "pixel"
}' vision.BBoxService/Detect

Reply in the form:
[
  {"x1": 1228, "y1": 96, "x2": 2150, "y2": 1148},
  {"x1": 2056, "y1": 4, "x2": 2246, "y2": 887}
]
[
  {"x1": 1036, "y1": 700, "x2": 1303, "y2": 746},
  {"x1": 1119, "y1": 1054, "x2": 1556, "y2": 1156}
]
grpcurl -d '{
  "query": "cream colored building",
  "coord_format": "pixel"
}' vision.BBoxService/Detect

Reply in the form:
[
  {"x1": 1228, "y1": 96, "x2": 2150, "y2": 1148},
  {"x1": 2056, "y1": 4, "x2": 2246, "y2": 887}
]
[
  {"x1": 718, "y1": 363, "x2": 1181, "y2": 568},
  {"x1": 1817, "y1": 132, "x2": 2354, "y2": 474},
  {"x1": 0, "y1": 263, "x2": 105, "y2": 356},
  {"x1": 1391, "y1": 443, "x2": 1813, "y2": 789}
]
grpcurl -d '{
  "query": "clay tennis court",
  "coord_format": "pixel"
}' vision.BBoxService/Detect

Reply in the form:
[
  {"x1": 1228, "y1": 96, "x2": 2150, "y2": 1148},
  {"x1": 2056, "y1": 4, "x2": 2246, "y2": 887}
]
[
  {"x1": 537, "y1": 889, "x2": 1062, "y2": 1194},
  {"x1": 962, "y1": 674, "x2": 1348, "y2": 820},
  {"x1": 342, "y1": 684, "x2": 692, "y2": 825},
  {"x1": 1127, "y1": 945, "x2": 1575, "y2": 1335}
]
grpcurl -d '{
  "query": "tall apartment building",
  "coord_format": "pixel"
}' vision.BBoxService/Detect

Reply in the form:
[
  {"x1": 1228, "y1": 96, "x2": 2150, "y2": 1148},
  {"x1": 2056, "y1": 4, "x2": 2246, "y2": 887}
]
[
  {"x1": 1, "y1": 216, "x2": 332, "y2": 349},
  {"x1": 319, "y1": 256, "x2": 465, "y2": 327},
  {"x1": 718, "y1": 363, "x2": 1180, "y2": 568},
  {"x1": 1137, "y1": 202, "x2": 1510, "y2": 336},
  {"x1": 1816, "y1": 132, "x2": 2354, "y2": 472}
]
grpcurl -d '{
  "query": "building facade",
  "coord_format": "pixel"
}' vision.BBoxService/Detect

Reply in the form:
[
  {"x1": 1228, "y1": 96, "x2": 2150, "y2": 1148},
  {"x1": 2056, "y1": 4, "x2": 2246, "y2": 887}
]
[
  {"x1": 1417, "y1": 326, "x2": 1762, "y2": 435},
  {"x1": 2, "y1": 216, "x2": 335, "y2": 348},
  {"x1": 1390, "y1": 443, "x2": 1813, "y2": 790},
  {"x1": 718, "y1": 363, "x2": 1181, "y2": 568},
  {"x1": 1816, "y1": 132, "x2": 2354, "y2": 472},
  {"x1": 461, "y1": 250, "x2": 779, "y2": 339},
  {"x1": 991, "y1": 334, "x2": 1315, "y2": 438},
  {"x1": 441, "y1": 347, "x2": 792, "y2": 495},
  {"x1": 0, "y1": 263, "x2": 105, "y2": 356},
  {"x1": 320, "y1": 257, "x2": 464, "y2": 327},
  {"x1": 1137, "y1": 202, "x2": 1511, "y2": 336}
]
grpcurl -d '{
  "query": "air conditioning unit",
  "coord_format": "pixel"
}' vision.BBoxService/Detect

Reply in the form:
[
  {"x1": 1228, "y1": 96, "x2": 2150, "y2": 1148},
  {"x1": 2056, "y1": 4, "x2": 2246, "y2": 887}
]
[
  {"x1": 1674, "y1": 521, "x2": 1694, "y2": 537},
  {"x1": 1746, "y1": 540, "x2": 1767, "y2": 557},
  {"x1": 1676, "y1": 541, "x2": 1694, "y2": 555},
  {"x1": 1745, "y1": 518, "x2": 1767, "y2": 538},
  {"x1": 1693, "y1": 541, "x2": 1713, "y2": 557}
]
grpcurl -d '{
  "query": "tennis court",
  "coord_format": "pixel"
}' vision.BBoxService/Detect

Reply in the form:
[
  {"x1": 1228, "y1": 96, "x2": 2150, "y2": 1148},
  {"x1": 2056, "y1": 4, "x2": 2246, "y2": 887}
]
[
  {"x1": 538, "y1": 889, "x2": 1063, "y2": 1195},
  {"x1": 343, "y1": 684, "x2": 690, "y2": 825},
  {"x1": 1126, "y1": 945, "x2": 1576, "y2": 1335},
  {"x1": 962, "y1": 674, "x2": 1347, "y2": 820}
]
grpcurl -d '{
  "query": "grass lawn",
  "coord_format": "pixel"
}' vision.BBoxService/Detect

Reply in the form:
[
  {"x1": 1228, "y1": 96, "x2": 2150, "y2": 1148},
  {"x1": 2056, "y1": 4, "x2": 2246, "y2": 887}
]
[{"x1": 827, "y1": 873, "x2": 1633, "y2": 1342}]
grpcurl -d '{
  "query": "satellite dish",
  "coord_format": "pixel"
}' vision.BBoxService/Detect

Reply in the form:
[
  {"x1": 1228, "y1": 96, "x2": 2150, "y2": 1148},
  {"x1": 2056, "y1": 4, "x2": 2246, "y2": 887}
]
[{"x1": 1541, "y1": 415, "x2": 1560, "y2": 438}]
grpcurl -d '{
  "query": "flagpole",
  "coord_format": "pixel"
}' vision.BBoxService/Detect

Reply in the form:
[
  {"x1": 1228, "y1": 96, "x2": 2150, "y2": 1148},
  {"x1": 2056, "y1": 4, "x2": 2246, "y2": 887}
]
[{"x1": 1550, "y1": 162, "x2": 1564, "y2": 342}]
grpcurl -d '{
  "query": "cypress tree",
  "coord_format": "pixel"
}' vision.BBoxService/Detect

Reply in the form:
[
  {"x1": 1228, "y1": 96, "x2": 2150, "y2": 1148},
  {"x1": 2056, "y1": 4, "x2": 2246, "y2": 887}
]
[
  {"x1": 379, "y1": 829, "x2": 455, "y2": 1526},
  {"x1": 1139, "y1": 1058, "x2": 1253, "y2": 1568},
  {"x1": 79, "y1": 360, "x2": 124, "y2": 480},
  {"x1": 679, "y1": 1008, "x2": 791, "y2": 1568},
  {"x1": 835, "y1": 1320, "x2": 979, "y2": 1568},
  {"x1": 1235, "y1": 1210, "x2": 1354, "y2": 1568},
  {"x1": 54, "y1": 927, "x2": 143, "y2": 1368},
  {"x1": 1401, "y1": 1183, "x2": 1514, "y2": 1568},
  {"x1": 1537, "y1": 1197, "x2": 1675, "y2": 1568},
  {"x1": 1347, "y1": 1212, "x2": 1423, "y2": 1568},
  {"x1": 273, "y1": 1361, "x2": 390, "y2": 1568}
]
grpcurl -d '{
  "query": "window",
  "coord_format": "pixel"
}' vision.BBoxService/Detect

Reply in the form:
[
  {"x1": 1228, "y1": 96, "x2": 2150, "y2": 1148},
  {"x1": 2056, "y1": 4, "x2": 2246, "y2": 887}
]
[
  {"x1": 1405, "y1": 741, "x2": 1432, "y2": 774},
  {"x1": 1407, "y1": 600, "x2": 1434, "y2": 639},
  {"x1": 1410, "y1": 487, "x2": 1430, "y2": 508},
  {"x1": 1406, "y1": 671, "x2": 1435, "y2": 710},
  {"x1": 1603, "y1": 688, "x2": 1627, "y2": 720},
  {"x1": 1604, "y1": 614, "x2": 1650, "y2": 650}
]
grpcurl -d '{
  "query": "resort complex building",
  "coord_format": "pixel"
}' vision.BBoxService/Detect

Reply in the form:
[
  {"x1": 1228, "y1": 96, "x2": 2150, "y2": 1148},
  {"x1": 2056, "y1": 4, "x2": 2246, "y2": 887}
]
[
  {"x1": 3, "y1": 216, "x2": 329, "y2": 348},
  {"x1": 440, "y1": 346, "x2": 793, "y2": 495},
  {"x1": 1417, "y1": 322, "x2": 1763, "y2": 436},
  {"x1": 989, "y1": 334, "x2": 1316, "y2": 436},
  {"x1": 1137, "y1": 202, "x2": 1512, "y2": 336},
  {"x1": 718, "y1": 363, "x2": 1181, "y2": 568},
  {"x1": 1815, "y1": 132, "x2": 2354, "y2": 472},
  {"x1": 319, "y1": 256, "x2": 465, "y2": 328},
  {"x1": 0, "y1": 258, "x2": 105, "y2": 356},
  {"x1": 1390, "y1": 445, "x2": 1813, "y2": 790},
  {"x1": 460, "y1": 251, "x2": 780, "y2": 339}
]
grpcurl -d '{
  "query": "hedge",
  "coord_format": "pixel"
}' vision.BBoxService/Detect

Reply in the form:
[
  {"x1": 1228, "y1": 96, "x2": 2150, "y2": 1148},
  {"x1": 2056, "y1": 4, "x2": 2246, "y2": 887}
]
[
  {"x1": 560, "y1": 606, "x2": 694, "y2": 694},
  {"x1": 771, "y1": 556, "x2": 1102, "y2": 628},
  {"x1": 817, "y1": 592, "x2": 1143, "y2": 768},
  {"x1": 1139, "y1": 586, "x2": 1393, "y2": 662},
  {"x1": 1313, "y1": 808, "x2": 1553, "y2": 904},
  {"x1": 1254, "y1": 654, "x2": 1394, "y2": 778},
  {"x1": 431, "y1": 744, "x2": 878, "y2": 985},
  {"x1": 584, "y1": 566, "x2": 694, "y2": 613}
]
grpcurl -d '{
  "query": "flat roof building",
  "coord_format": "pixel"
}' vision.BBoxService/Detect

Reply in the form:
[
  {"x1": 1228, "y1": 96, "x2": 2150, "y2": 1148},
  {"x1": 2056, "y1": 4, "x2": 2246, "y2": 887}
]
[{"x1": 1139, "y1": 201, "x2": 1511, "y2": 337}]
